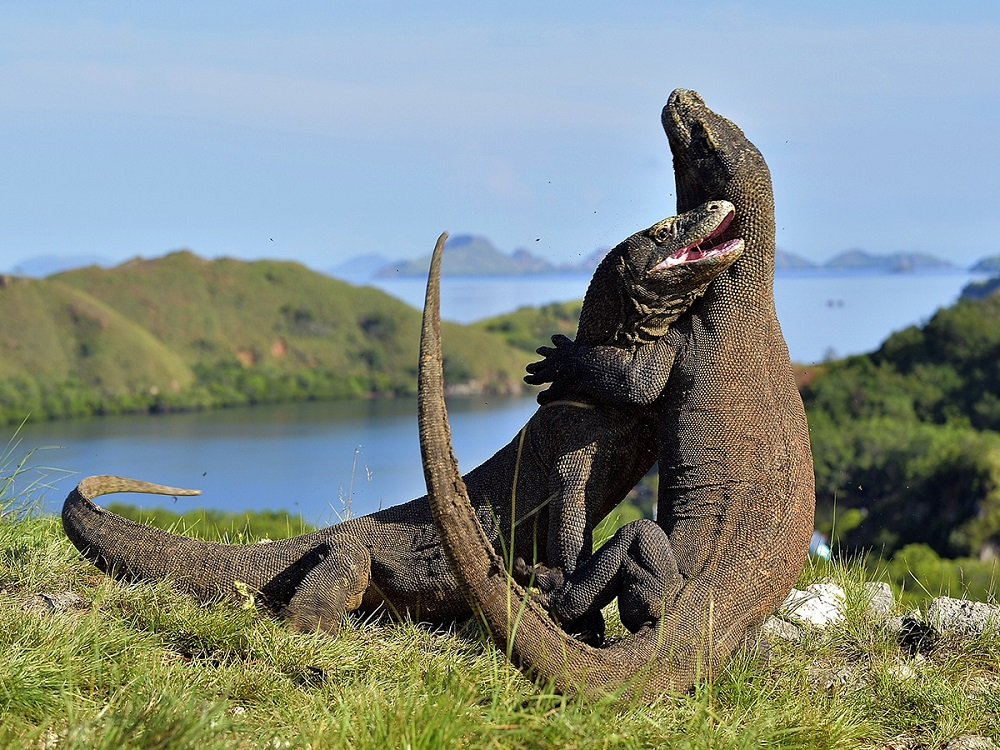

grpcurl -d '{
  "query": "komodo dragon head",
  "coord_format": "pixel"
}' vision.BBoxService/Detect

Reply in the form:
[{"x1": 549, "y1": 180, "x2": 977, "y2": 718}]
[
  {"x1": 661, "y1": 87, "x2": 776, "y2": 295},
  {"x1": 579, "y1": 199, "x2": 745, "y2": 346}
]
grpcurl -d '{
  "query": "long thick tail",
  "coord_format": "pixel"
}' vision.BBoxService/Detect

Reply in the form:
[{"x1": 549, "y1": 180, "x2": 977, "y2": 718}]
[
  {"x1": 63, "y1": 475, "x2": 208, "y2": 582},
  {"x1": 63, "y1": 475, "x2": 371, "y2": 632},
  {"x1": 62, "y1": 475, "x2": 301, "y2": 603},
  {"x1": 418, "y1": 233, "x2": 712, "y2": 700}
]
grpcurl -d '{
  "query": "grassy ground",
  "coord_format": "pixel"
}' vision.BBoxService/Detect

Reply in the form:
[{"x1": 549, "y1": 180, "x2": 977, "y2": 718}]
[{"x1": 1, "y1": 497, "x2": 998, "y2": 749}]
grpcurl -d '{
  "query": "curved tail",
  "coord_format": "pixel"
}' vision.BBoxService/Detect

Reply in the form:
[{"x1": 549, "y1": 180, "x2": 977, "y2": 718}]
[
  {"x1": 418, "y1": 233, "x2": 720, "y2": 699},
  {"x1": 62, "y1": 475, "x2": 301, "y2": 602},
  {"x1": 63, "y1": 475, "x2": 371, "y2": 632},
  {"x1": 63, "y1": 475, "x2": 208, "y2": 581}
]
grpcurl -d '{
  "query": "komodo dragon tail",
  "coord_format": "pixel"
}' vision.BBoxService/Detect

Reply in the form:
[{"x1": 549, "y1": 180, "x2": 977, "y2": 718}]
[
  {"x1": 418, "y1": 233, "x2": 717, "y2": 700},
  {"x1": 62, "y1": 476, "x2": 370, "y2": 632},
  {"x1": 62, "y1": 475, "x2": 209, "y2": 583}
]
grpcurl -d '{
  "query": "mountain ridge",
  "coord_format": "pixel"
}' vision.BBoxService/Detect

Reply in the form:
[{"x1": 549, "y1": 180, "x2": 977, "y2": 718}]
[{"x1": 331, "y1": 238, "x2": 973, "y2": 280}]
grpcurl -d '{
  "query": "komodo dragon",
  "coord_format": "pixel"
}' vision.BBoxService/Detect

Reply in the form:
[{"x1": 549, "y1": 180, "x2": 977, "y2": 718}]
[
  {"x1": 62, "y1": 200, "x2": 743, "y2": 637},
  {"x1": 419, "y1": 89, "x2": 815, "y2": 698}
]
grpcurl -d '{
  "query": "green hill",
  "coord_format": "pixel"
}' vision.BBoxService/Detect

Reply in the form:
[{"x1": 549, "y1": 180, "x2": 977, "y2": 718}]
[
  {"x1": 803, "y1": 292, "x2": 1000, "y2": 559},
  {"x1": 475, "y1": 300, "x2": 583, "y2": 354},
  {"x1": 0, "y1": 252, "x2": 530, "y2": 424},
  {"x1": 0, "y1": 276, "x2": 193, "y2": 390}
]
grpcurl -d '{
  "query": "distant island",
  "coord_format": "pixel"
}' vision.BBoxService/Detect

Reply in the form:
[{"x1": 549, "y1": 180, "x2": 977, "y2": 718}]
[
  {"x1": 7, "y1": 240, "x2": 992, "y2": 283},
  {"x1": 330, "y1": 235, "x2": 608, "y2": 280},
  {"x1": 970, "y1": 254, "x2": 1000, "y2": 274},
  {"x1": 330, "y1": 236, "x2": 981, "y2": 280},
  {"x1": 821, "y1": 248, "x2": 956, "y2": 272}
]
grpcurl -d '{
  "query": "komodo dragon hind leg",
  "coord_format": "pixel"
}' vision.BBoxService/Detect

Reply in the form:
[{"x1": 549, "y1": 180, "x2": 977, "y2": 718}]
[
  {"x1": 278, "y1": 535, "x2": 371, "y2": 635},
  {"x1": 519, "y1": 518, "x2": 682, "y2": 636}
]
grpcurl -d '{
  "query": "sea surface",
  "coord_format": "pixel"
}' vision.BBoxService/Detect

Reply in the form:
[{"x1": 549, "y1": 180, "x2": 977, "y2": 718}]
[
  {"x1": 364, "y1": 269, "x2": 984, "y2": 365},
  {"x1": 10, "y1": 269, "x2": 986, "y2": 522}
]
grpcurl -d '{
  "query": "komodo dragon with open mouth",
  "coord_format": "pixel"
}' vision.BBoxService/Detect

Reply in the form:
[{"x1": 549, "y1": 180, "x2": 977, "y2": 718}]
[
  {"x1": 418, "y1": 89, "x2": 815, "y2": 698},
  {"x1": 62, "y1": 200, "x2": 743, "y2": 637}
]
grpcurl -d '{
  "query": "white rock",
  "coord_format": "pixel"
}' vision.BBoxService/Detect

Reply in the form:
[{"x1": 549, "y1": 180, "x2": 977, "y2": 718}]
[
  {"x1": 887, "y1": 659, "x2": 919, "y2": 681},
  {"x1": 943, "y1": 735, "x2": 999, "y2": 750},
  {"x1": 780, "y1": 583, "x2": 846, "y2": 627},
  {"x1": 761, "y1": 616, "x2": 804, "y2": 643},
  {"x1": 927, "y1": 597, "x2": 1000, "y2": 637},
  {"x1": 861, "y1": 581, "x2": 895, "y2": 619}
]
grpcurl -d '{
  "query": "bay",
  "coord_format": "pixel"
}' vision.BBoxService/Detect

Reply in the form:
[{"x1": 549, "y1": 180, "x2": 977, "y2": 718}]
[
  {"x1": 365, "y1": 269, "x2": 984, "y2": 365},
  {"x1": 9, "y1": 269, "x2": 987, "y2": 522},
  {"x1": 16, "y1": 396, "x2": 538, "y2": 525}
]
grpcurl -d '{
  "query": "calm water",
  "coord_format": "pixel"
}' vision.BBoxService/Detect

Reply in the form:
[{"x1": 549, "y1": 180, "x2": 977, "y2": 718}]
[
  {"x1": 366, "y1": 269, "x2": 983, "y2": 364},
  {"x1": 11, "y1": 269, "x2": 985, "y2": 522},
  {"x1": 17, "y1": 396, "x2": 538, "y2": 524}
]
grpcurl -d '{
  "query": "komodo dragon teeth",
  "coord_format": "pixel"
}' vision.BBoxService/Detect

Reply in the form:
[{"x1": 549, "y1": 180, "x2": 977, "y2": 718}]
[{"x1": 420, "y1": 88, "x2": 815, "y2": 699}]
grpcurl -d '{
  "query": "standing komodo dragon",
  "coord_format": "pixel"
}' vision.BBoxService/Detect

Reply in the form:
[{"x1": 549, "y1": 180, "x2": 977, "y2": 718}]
[
  {"x1": 62, "y1": 201, "x2": 743, "y2": 637},
  {"x1": 418, "y1": 88, "x2": 815, "y2": 697}
]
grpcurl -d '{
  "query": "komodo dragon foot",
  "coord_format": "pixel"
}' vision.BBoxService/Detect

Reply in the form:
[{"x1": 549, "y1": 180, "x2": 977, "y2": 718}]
[
  {"x1": 513, "y1": 557, "x2": 606, "y2": 646},
  {"x1": 515, "y1": 519, "x2": 682, "y2": 637},
  {"x1": 280, "y1": 535, "x2": 371, "y2": 635}
]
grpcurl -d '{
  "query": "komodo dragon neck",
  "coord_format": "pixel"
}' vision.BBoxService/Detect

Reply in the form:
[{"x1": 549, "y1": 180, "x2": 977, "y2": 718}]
[{"x1": 420, "y1": 89, "x2": 815, "y2": 699}]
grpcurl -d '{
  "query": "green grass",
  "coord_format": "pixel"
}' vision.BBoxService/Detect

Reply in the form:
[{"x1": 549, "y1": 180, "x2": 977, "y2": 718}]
[
  {"x1": 104, "y1": 503, "x2": 316, "y2": 545},
  {"x1": 2, "y1": 483, "x2": 998, "y2": 749}
]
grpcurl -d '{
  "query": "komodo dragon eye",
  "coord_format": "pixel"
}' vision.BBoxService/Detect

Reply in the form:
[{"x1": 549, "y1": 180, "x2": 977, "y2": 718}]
[
  {"x1": 652, "y1": 222, "x2": 678, "y2": 243},
  {"x1": 691, "y1": 121, "x2": 719, "y2": 153}
]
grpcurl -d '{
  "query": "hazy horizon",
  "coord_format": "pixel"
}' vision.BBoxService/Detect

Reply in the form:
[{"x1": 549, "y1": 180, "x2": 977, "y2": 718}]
[{"x1": 3, "y1": 2, "x2": 998, "y2": 273}]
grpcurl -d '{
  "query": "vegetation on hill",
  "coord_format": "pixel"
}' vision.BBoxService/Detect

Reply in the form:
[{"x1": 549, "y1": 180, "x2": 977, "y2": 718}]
[
  {"x1": 475, "y1": 300, "x2": 582, "y2": 354},
  {"x1": 802, "y1": 291, "x2": 1000, "y2": 563},
  {"x1": 0, "y1": 252, "x2": 532, "y2": 425},
  {"x1": 962, "y1": 274, "x2": 1000, "y2": 301}
]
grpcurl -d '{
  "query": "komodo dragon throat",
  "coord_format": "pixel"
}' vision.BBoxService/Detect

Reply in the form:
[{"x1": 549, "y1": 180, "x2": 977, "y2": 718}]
[
  {"x1": 419, "y1": 89, "x2": 815, "y2": 698},
  {"x1": 62, "y1": 200, "x2": 743, "y2": 636}
]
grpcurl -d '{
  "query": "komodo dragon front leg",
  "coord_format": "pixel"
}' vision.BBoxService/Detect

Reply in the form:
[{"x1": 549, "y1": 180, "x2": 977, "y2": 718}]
[{"x1": 61, "y1": 201, "x2": 741, "y2": 637}]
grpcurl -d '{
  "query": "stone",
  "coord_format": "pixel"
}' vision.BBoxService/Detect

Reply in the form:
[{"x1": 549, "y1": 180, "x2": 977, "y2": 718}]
[
  {"x1": 943, "y1": 736, "x2": 999, "y2": 750},
  {"x1": 886, "y1": 654, "x2": 925, "y2": 682},
  {"x1": 927, "y1": 597, "x2": 1000, "y2": 637},
  {"x1": 861, "y1": 581, "x2": 895, "y2": 619},
  {"x1": 780, "y1": 583, "x2": 845, "y2": 628},
  {"x1": 883, "y1": 735, "x2": 919, "y2": 750},
  {"x1": 760, "y1": 616, "x2": 804, "y2": 643},
  {"x1": 22, "y1": 591, "x2": 88, "y2": 614}
]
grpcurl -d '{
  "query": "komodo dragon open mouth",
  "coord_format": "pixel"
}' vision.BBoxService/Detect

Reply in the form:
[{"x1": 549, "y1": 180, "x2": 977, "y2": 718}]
[{"x1": 649, "y1": 208, "x2": 742, "y2": 274}]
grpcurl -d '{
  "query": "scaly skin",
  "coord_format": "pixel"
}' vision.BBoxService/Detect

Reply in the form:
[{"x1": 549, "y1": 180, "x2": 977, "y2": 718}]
[
  {"x1": 62, "y1": 202, "x2": 742, "y2": 636},
  {"x1": 420, "y1": 89, "x2": 815, "y2": 698}
]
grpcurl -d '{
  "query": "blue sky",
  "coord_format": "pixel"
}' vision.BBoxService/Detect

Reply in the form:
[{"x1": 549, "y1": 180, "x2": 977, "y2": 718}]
[{"x1": 2, "y1": 1, "x2": 998, "y2": 272}]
